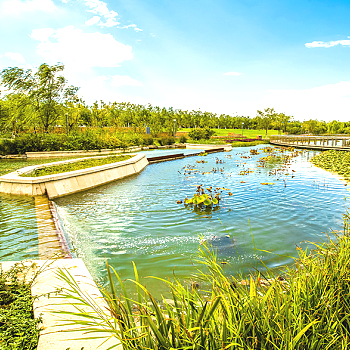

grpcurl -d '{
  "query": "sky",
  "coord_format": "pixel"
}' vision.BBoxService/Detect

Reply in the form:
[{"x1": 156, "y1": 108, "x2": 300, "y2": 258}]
[{"x1": 0, "y1": 0, "x2": 350, "y2": 122}]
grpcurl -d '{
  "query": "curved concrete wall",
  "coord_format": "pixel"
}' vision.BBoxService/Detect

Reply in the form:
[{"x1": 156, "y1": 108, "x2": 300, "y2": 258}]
[
  {"x1": 0, "y1": 153, "x2": 148, "y2": 199},
  {"x1": 186, "y1": 143, "x2": 232, "y2": 151}
]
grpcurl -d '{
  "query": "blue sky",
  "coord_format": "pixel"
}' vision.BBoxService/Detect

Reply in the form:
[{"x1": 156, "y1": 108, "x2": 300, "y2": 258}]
[{"x1": 1, "y1": 0, "x2": 350, "y2": 121}]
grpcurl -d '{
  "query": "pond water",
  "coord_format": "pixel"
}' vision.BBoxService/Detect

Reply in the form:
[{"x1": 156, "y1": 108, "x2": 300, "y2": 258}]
[
  {"x1": 54, "y1": 145, "x2": 349, "y2": 295},
  {"x1": 0, "y1": 194, "x2": 39, "y2": 261}
]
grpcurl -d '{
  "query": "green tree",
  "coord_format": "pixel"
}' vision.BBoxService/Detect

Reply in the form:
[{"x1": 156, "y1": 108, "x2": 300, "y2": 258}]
[
  {"x1": 0, "y1": 63, "x2": 79, "y2": 132},
  {"x1": 256, "y1": 107, "x2": 276, "y2": 137}
]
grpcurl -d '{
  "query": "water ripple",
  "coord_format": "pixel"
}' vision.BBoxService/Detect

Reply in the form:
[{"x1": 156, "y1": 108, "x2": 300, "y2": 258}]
[{"x1": 55, "y1": 146, "x2": 349, "y2": 291}]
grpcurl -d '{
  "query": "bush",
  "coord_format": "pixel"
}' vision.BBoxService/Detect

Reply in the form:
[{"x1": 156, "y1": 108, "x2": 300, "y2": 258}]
[
  {"x1": 179, "y1": 135, "x2": 187, "y2": 143},
  {"x1": 141, "y1": 135, "x2": 154, "y2": 146},
  {"x1": 0, "y1": 131, "x2": 150, "y2": 155},
  {"x1": 188, "y1": 127, "x2": 215, "y2": 140},
  {"x1": 158, "y1": 136, "x2": 175, "y2": 146}
]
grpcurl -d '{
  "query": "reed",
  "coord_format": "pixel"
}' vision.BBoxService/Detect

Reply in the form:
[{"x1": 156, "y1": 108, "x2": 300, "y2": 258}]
[{"x1": 56, "y1": 216, "x2": 350, "y2": 349}]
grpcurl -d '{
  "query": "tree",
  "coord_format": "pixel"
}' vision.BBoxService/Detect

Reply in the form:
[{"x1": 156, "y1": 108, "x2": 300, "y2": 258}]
[
  {"x1": 0, "y1": 63, "x2": 79, "y2": 132},
  {"x1": 275, "y1": 113, "x2": 291, "y2": 134},
  {"x1": 256, "y1": 107, "x2": 277, "y2": 138}
]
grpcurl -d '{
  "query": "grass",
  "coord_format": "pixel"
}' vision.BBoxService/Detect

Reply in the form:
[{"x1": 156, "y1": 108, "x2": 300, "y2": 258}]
[
  {"x1": 230, "y1": 140, "x2": 270, "y2": 147},
  {"x1": 0, "y1": 263, "x2": 41, "y2": 350},
  {"x1": 56, "y1": 211, "x2": 350, "y2": 349},
  {"x1": 311, "y1": 150, "x2": 350, "y2": 180},
  {"x1": 0, "y1": 155, "x2": 121, "y2": 177},
  {"x1": 178, "y1": 128, "x2": 282, "y2": 138},
  {"x1": 185, "y1": 139, "x2": 227, "y2": 145},
  {"x1": 21, "y1": 154, "x2": 133, "y2": 177}
]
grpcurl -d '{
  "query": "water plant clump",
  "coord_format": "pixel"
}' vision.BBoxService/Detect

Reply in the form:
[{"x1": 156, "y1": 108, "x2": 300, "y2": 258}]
[
  {"x1": 21, "y1": 154, "x2": 132, "y2": 177},
  {"x1": 311, "y1": 149, "x2": 350, "y2": 180},
  {"x1": 184, "y1": 184, "x2": 220, "y2": 209}
]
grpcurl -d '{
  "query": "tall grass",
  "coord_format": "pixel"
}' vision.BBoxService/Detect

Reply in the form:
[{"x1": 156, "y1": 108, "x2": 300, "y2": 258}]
[{"x1": 57, "y1": 217, "x2": 350, "y2": 349}]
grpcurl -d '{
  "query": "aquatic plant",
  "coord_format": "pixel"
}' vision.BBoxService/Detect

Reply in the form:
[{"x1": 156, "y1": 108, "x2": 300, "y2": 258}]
[
  {"x1": 311, "y1": 150, "x2": 350, "y2": 180},
  {"x1": 184, "y1": 184, "x2": 220, "y2": 209}
]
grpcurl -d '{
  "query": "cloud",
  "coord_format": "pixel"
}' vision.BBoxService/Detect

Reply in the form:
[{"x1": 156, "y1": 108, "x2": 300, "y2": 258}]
[
  {"x1": 305, "y1": 39, "x2": 350, "y2": 48},
  {"x1": 1, "y1": 0, "x2": 56, "y2": 14},
  {"x1": 4, "y1": 52, "x2": 26, "y2": 64},
  {"x1": 83, "y1": 0, "x2": 119, "y2": 27},
  {"x1": 85, "y1": 16, "x2": 101, "y2": 26},
  {"x1": 30, "y1": 28, "x2": 55, "y2": 42},
  {"x1": 30, "y1": 25, "x2": 133, "y2": 70},
  {"x1": 110, "y1": 74, "x2": 142, "y2": 87},
  {"x1": 223, "y1": 71, "x2": 243, "y2": 76},
  {"x1": 120, "y1": 24, "x2": 143, "y2": 32},
  {"x1": 253, "y1": 81, "x2": 350, "y2": 122}
]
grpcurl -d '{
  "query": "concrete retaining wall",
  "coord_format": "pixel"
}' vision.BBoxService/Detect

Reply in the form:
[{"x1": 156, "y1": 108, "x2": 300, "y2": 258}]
[
  {"x1": 186, "y1": 143, "x2": 232, "y2": 151},
  {"x1": 0, "y1": 153, "x2": 148, "y2": 199}
]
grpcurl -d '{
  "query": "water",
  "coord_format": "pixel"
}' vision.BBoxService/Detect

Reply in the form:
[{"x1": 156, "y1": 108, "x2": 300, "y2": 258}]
[
  {"x1": 54, "y1": 146, "x2": 350, "y2": 294},
  {"x1": 0, "y1": 194, "x2": 39, "y2": 260}
]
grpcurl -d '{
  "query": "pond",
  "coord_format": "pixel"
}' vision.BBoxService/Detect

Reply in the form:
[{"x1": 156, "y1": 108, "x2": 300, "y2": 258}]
[
  {"x1": 0, "y1": 193, "x2": 39, "y2": 261},
  {"x1": 51, "y1": 145, "x2": 349, "y2": 295}
]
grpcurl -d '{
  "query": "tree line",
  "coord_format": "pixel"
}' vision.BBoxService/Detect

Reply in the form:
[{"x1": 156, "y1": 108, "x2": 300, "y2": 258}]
[{"x1": 1, "y1": 63, "x2": 349, "y2": 136}]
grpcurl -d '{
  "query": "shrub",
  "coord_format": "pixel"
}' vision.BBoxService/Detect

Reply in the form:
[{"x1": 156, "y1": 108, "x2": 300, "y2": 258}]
[
  {"x1": 0, "y1": 131, "x2": 150, "y2": 155},
  {"x1": 188, "y1": 127, "x2": 215, "y2": 140},
  {"x1": 141, "y1": 135, "x2": 154, "y2": 146},
  {"x1": 179, "y1": 135, "x2": 187, "y2": 143},
  {"x1": 158, "y1": 136, "x2": 175, "y2": 146}
]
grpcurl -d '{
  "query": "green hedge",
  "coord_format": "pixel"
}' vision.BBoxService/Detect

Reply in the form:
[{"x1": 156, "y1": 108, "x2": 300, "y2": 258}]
[{"x1": 0, "y1": 132, "x2": 154, "y2": 155}]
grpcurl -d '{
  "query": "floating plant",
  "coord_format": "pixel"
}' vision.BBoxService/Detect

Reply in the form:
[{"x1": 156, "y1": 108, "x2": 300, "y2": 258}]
[{"x1": 183, "y1": 185, "x2": 220, "y2": 211}]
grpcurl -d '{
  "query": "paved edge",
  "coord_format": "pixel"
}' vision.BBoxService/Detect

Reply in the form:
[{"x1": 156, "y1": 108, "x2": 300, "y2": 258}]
[{"x1": 0, "y1": 259, "x2": 122, "y2": 350}]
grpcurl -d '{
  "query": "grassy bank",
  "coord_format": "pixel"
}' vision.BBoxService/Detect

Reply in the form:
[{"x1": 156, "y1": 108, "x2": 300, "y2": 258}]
[
  {"x1": 185, "y1": 139, "x2": 269, "y2": 147},
  {"x1": 58, "y1": 216, "x2": 350, "y2": 349},
  {"x1": 179, "y1": 128, "x2": 281, "y2": 138},
  {"x1": 0, "y1": 263, "x2": 40, "y2": 350},
  {"x1": 311, "y1": 150, "x2": 350, "y2": 180},
  {"x1": 21, "y1": 154, "x2": 132, "y2": 177},
  {"x1": 231, "y1": 140, "x2": 269, "y2": 147}
]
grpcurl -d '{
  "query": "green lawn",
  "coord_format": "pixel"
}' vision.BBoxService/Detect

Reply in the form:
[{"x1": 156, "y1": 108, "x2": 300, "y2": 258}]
[
  {"x1": 178, "y1": 128, "x2": 282, "y2": 138},
  {"x1": 0, "y1": 155, "x2": 115, "y2": 177}
]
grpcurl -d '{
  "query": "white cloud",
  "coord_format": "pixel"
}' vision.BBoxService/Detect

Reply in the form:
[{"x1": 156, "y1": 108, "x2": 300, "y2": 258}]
[
  {"x1": 4, "y1": 52, "x2": 26, "y2": 64},
  {"x1": 253, "y1": 82, "x2": 350, "y2": 122},
  {"x1": 110, "y1": 74, "x2": 142, "y2": 87},
  {"x1": 223, "y1": 71, "x2": 243, "y2": 76},
  {"x1": 120, "y1": 24, "x2": 143, "y2": 32},
  {"x1": 1, "y1": 0, "x2": 56, "y2": 14},
  {"x1": 83, "y1": 0, "x2": 119, "y2": 27},
  {"x1": 30, "y1": 28, "x2": 55, "y2": 42},
  {"x1": 85, "y1": 16, "x2": 101, "y2": 26},
  {"x1": 30, "y1": 25, "x2": 133, "y2": 70},
  {"x1": 305, "y1": 39, "x2": 350, "y2": 48}
]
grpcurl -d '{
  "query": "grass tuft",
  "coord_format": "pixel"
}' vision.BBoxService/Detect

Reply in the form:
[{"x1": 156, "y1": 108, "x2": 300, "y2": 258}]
[{"x1": 57, "y1": 211, "x2": 350, "y2": 349}]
